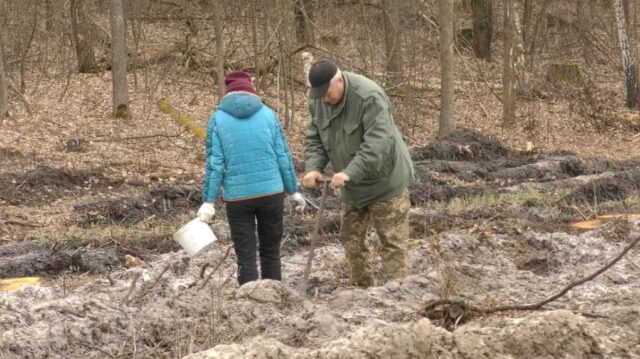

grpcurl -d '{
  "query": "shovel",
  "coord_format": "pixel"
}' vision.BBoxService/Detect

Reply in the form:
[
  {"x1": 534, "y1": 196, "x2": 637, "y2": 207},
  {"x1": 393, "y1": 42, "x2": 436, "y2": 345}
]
[{"x1": 298, "y1": 178, "x2": 330, "y2": 295}]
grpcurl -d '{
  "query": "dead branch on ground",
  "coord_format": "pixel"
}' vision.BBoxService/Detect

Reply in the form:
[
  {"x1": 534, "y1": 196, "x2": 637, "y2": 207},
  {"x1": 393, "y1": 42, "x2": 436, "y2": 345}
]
[
  {"x1": 0, "y1": 218, "x2": 42, "y2": 227},
  {"x1": 422, "y1": 235, "x2": 640, "y2": 315},
  {"x1": 131, "y1": 265, "x2": 171, "y2": 304},
  {"x1": 200, "y1": 245, "x2": 233, "y2": 289}
]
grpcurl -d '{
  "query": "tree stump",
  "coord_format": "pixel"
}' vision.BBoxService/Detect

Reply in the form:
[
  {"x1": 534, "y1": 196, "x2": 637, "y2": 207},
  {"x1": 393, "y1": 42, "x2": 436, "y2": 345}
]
[{"x1": 547, "y1": 64, "x2": 582, "y2": 85}]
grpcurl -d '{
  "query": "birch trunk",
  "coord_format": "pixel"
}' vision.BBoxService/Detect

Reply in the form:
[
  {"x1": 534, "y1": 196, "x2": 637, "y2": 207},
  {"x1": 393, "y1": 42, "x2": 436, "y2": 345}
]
[{"x1": 613, "y1": 0, "x2": 639, "y2": 108}]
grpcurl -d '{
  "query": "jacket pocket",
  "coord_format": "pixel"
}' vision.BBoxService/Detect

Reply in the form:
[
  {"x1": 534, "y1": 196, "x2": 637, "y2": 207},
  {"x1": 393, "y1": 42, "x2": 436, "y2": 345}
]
[
  {"x1": 343, "y1": 119, "x2": 362, "y2": 155},
  {"x1": 377, "y1": 137, "x2": 396, "y2": 177},
  {"x1": 319, "y1": 119, "x2": 331, "y2": 152}
]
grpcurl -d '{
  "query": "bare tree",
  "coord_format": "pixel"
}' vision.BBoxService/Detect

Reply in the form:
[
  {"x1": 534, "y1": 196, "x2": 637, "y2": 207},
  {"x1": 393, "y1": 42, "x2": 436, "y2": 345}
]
[
  {"x1": 438, "y1": 0, "x2": 455, "y2": 138},
  {"x1": 110, "y1": 0, "x2": 129, "y2": 118},
  {"x1": 613, "y1": 0, "x2": 639, "y2": 108},
  {"x1": 522, "y1": 0, "x2": 532, "y2": 48},
  {"x1": 70, "y1": 0, "x2": 98, "y2": 73},
  {"x1": 212, "y1": 0, "x2": 225, "y2": 99},
  {"x1": 294, "y1": 0, "x2": 314, "y2": 45},
  {"x1": 382, "y1": 0, "x2": 403, "y2": 86},
  {"x1": 471, "y1": 0, "x2": 492, "y2": 59},
  {"x1": 0, "y1": 32, "x2": 8, "y2": 118},
  {"x1": 502, "y1": 0, "x2": 516, "y2": 125},
  {"x1": 576, "y1": 0, "x2": 594, "y2": 65},
  {"x1": 45, "y1": 0, "x2": 54, "y2": 32},
  {"x1": 250, "y1": 3, "x2": 261, "y2": 94},
  {"x1": 512, "y1": 2, "x2": 529, "y2": 97},
  {"x1": 523, "y1": 0, "x2": 549, "y2": 69}
]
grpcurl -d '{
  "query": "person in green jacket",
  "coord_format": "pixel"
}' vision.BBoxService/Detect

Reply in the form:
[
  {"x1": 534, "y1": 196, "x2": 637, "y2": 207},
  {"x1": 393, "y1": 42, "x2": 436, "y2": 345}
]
[{"x1": 301, "y1": 59, "x2": 414, "y2": 287}]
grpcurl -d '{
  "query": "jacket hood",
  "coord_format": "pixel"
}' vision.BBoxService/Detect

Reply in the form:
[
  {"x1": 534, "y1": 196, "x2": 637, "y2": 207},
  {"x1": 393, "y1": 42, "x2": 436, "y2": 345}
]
[{"x1": 218, "y1": 92, "x2": 264, "y2": 119}]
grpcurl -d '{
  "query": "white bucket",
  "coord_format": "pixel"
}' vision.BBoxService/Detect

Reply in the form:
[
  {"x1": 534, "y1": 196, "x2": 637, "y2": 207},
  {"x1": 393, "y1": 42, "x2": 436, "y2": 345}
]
[{"x1": 174, "y1": 218, "x2": 217, "y2": 257}]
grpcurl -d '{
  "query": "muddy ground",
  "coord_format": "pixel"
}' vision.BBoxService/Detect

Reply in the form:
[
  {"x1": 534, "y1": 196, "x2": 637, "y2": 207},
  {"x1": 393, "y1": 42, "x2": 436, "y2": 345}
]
[{"x1": 1, "y1": 129, "x2": 640, "y2": 358}]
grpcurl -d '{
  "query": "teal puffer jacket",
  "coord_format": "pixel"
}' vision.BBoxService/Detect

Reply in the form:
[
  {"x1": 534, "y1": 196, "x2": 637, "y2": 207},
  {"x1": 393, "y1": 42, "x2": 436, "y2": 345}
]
[{"x1": 202, "y1": 92, "x2": 298, "y2": 202}]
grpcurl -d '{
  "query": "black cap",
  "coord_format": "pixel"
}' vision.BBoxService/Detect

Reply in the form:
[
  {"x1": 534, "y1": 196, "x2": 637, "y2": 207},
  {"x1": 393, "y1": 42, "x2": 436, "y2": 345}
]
[{"x1": 308, "y1": 60, "x2": 338, "y2": 99}]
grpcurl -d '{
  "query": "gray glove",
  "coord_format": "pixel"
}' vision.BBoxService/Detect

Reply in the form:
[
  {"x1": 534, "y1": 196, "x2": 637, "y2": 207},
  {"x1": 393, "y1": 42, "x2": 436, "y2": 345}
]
[
  {"x1": 197, "y1": 202, "x2": 216, "y2": 223},
  {"x1": 289, "y1": 192, "x2": 306, "y2": 214}
]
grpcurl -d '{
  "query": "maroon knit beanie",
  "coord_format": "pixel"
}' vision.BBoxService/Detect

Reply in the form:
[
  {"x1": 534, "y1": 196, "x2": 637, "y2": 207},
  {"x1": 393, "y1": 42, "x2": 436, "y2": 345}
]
[{"x1": 224, "y1": 70, "x2": 256, "y2": 94}]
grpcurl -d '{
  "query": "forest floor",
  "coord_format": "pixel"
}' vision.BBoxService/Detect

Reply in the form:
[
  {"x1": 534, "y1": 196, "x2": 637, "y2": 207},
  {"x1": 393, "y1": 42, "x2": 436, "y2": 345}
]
[{"x1": 1, "y1": 60, "x2": 640, "y2": 358}]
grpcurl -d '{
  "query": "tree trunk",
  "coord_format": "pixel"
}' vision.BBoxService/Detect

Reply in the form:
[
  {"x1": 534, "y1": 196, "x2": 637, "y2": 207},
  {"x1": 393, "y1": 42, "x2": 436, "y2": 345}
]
[
  {"x1": 522, "y1": 0, "x2": 532, "y2": 49},
  {"x1": 613, "y1": 0, "x2": 639, "y2": 108},
  {"x1": 524, "y1": 0, "x2": 550, "y2": 69},
  {"x1": 471, "y1": 0, "x2": 492, "y2": 59},
  {"x1": 512, "y1": 2, "x2": 529, "y2": 97},
  {"x1": 382, "y1": 0, "x2": 403, "y2": 86},
  {"x1": 251, "y1": 3, "x2": 261, "y2": 94},
  {"x1": 628, "y1": 0, "x2": 638, "y2": 65},
  {"x1": 438, "y1": 0, "x2": 455, "y2": 138},
  {"x1": 576, "y1": 0, "x2": 594, "y2": 65},
  {"x1": 0, "y1": 33, "x2": 8, "y2": 118},
  {"x1": 70, "y1": 0, "x2": 98, "y2": 73},
  {"x1": 45, "y1": 0, "x2": 54, "y2": 32},
  {"x1": 623, "y1": 0, "x2": 630, "y2": 28},
  {"x1": 502, "y1": 0, "x2": 516, "y2": 125},
  {"x1": 212, "y1": 1, "x2": 225, "y2": 99},
  {"x1": 110, "y1": 0, "x2": 129, "y2": 118},
  {"x1": 293, "y1": 0, "x2": 314, "y2": 45}
]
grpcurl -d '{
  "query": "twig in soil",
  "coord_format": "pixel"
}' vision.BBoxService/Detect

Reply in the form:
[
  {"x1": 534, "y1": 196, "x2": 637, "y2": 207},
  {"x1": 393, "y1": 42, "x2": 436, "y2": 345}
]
[
  {"x1": 75, "y1": 340, "x2": 118, "y2": 359},
  {"x1": 625, "y1": 256, "x2": 640, "y2": 271},
  {"x1": 301, "y1": 193, "x2": 320, "y2": 211},
  {"x1": 422, "y1": 235, "x2": 640, "y2": 315},
  {"x1": 245, "y1": 295, "x2": 284, "y2": 305},
  {"x1": 200, "y1": 245, "x2": 233, "y2": 289},
  {"x1": 579, "y1": 311, "x2": 610, "y2": 319},
  {"x1": 121, "y1": 272, "x2": 142, "y2": 305},
  {"x1": 199, "y1": 262, "x2": 211, "y2": 279},
  {"x1": 129, "y1": 314, "x2": 137, "y2": 358},
  {"x1": 106, "y1": 271, "x2": 116, "y2": 286},
  {"x1": 572, "y1": 205, "x2": 590, "y2": 221},
  {"x1": 131, "y1": 265, "x2": 171, "y2": 304}
]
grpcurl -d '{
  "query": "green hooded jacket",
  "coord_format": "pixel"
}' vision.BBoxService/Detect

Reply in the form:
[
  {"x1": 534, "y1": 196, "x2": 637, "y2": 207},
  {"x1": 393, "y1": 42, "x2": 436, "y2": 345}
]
[{"x1": 304, "y1": 72, "x2": 414, "y2": 208}]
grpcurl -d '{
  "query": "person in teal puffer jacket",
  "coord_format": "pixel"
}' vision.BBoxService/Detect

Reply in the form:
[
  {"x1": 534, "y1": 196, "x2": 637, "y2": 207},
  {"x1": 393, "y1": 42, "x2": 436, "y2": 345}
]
[{"x1": 198, "y1": 70, "x2": 305, "y2": 286}]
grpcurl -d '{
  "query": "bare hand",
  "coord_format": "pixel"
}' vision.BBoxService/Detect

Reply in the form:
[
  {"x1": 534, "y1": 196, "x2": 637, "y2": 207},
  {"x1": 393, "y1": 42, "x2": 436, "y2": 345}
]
[
  {"x1": 302, "y1": 170, "x2": 322, "y2": 188},
  {"x1": 331, "y1": 172, "x2": 350, "y2": 188}
]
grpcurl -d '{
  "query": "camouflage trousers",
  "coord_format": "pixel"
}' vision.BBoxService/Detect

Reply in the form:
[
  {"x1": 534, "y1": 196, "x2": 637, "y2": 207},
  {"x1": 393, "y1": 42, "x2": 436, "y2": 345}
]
[{"x1": 340, "y1": 190, "x2": 411, "y2": 287}]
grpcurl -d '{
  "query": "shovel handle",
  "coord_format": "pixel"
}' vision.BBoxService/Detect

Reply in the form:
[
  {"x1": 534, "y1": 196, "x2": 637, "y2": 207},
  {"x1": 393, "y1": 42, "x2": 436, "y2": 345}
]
[{"x1": 298, "y1": 179, "x2": 330, "y2": 295}]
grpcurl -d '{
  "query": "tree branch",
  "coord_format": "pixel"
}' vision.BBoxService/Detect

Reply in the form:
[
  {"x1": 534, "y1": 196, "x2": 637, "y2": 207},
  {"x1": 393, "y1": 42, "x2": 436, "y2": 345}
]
[{"x1": 423, "y1": 234, "x2": 640, "y2": 315}]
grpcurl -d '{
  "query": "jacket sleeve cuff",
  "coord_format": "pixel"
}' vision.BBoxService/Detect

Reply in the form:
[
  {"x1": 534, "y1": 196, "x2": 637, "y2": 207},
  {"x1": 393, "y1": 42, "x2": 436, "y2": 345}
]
[
  {"x1": 343, "y1": 165, "x2": 365, "y2": 184},
  {"x1": 304, "y1": 164, "x2": 324, "y2": 174}
]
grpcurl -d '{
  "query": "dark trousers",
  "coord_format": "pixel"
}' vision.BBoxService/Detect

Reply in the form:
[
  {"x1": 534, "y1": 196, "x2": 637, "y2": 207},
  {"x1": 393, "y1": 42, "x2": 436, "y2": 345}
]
[{"x1": 225, "y1": 193, "x2": 284, "y2": 286}]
